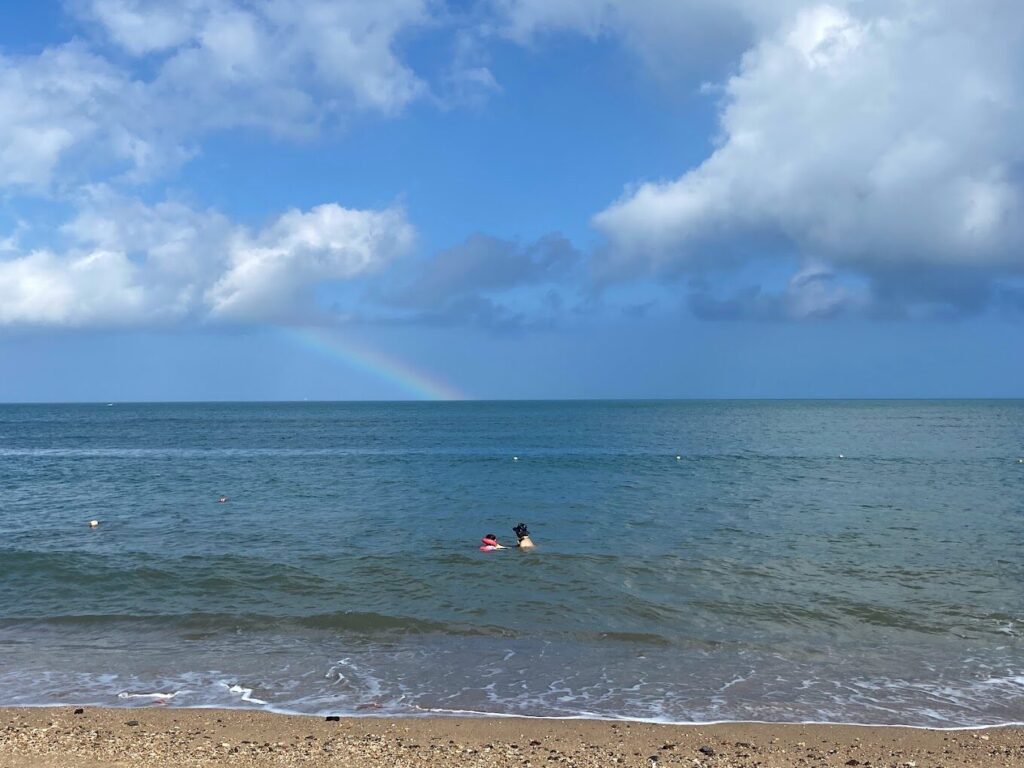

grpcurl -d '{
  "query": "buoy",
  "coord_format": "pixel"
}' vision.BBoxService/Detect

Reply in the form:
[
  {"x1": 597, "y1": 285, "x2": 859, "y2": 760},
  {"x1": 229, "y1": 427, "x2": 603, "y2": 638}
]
[
  {"x1": 89, "y1": 520, "x2": 99, "y2": 528},
  {"x1": 675, "y1": 455, "x2": 681, "y2": 461},
  {"x1": 218, "y1": 495, "x2": 228, "y2": 503},
  {"x1": 839, "y1": 454, "x2": 845, "y2": 459},
  {"x1": 513, "y1": 456, "x2": 519, "y2": 461}
]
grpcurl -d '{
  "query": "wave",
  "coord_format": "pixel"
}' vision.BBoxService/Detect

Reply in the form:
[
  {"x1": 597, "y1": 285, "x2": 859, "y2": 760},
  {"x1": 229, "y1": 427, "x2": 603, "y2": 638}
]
[
  {"x1": 1, "y1": 660, "x2": 1022, "y2": 729},
  {"x1": 0, "y1": 610, "x2": 496, "y2": 637}
]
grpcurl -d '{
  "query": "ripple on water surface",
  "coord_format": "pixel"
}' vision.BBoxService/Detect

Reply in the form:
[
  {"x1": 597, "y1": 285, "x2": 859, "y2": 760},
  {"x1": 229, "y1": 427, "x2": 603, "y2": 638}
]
[{"x1": 0, "y1": 400, "x2": 1022, "y2": 726}]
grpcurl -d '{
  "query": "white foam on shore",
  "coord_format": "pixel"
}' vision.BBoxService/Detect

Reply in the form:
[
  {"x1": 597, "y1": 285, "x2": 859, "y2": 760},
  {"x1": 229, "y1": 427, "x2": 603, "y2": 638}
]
[
  {"x1": 226, "y1": 685, "x2": 267, "y2": 705},
  {"x1": 407, "y1": 705, "x2": 1024, "y2": 732},
  {"x1": 117, "y1": 692, "x2": 179, "y2": 701},
  {"x1": 2, "y1": 647, "x2": 1022, "y2": 732},
  {"x1": 4, "y1": 698, "x2": 1023, "y2": 732}
]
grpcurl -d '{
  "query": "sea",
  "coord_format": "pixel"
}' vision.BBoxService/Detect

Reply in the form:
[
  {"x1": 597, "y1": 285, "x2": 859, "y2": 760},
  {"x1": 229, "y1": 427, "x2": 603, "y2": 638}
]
[{"x1": 1, "y1": 400, "x2": 1022, "y2": 727}]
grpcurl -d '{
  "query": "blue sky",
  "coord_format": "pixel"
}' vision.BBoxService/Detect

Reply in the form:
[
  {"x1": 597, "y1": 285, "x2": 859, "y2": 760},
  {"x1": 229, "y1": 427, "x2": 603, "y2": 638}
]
[{"x1": 0, "y1": 0, "x2": 1021, "y2": 401}]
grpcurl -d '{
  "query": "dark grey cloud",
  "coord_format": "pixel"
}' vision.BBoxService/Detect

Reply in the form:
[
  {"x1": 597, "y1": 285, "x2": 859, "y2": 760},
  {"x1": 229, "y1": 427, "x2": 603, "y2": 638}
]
[
  {"x1": 864, "y1": 268, "x2": 996, "y2": 320},
  {"x1": 687, "y1": 264, "x2": 1024, "y2": 323},
  {"x1": 391, "y1": 232, "x2": 580, "y2": 307},
  {"x1": 377, "y1": 232, "x2": 582, "y2": 330},
  {"x1": 685, "y1": 263, "x2": 866, "y2": 321}
]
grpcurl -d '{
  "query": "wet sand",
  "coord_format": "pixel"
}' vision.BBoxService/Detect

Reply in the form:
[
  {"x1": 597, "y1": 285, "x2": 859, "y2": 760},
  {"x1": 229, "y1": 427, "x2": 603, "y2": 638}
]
[{"x1": 1, "y1": 707, "x2": 1021, "y2": 767}]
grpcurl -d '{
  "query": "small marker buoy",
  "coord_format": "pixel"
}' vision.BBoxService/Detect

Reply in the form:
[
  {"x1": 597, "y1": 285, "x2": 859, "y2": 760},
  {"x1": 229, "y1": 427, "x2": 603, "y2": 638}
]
[
  {"x1": 89, "y1": 520, "x2": 99, "y2": 528},
  {"x1": 218, "y1": 495, "x2": 228, "y2": 503},
  {"x1": 675, "y1": 456, "x2": 681, "y2": 461},
  {"x1": 839, "y1": 454, "x2": 845, "y2": 459},
  {"x1": 513, "y1": 456, "x2": 519, "y2": 461}
]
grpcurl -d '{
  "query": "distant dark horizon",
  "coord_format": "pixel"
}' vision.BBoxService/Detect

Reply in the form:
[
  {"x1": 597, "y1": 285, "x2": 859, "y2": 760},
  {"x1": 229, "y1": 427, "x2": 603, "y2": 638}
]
[{"x1": 3, "y1": 396, "x2": 1024, "y2": 406}]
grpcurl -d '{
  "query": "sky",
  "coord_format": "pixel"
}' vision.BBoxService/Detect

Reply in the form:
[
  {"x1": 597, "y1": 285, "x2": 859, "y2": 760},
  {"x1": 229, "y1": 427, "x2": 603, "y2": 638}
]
[{"x1": 0, "y1": 0, "x2": 1021, "y2": 401}]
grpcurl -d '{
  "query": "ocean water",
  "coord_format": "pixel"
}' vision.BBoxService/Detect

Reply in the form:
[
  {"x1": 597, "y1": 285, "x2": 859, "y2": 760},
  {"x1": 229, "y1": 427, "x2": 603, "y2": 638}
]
[{"x1": 1, "y1": 400, "x2": 1022, "y2": 727}]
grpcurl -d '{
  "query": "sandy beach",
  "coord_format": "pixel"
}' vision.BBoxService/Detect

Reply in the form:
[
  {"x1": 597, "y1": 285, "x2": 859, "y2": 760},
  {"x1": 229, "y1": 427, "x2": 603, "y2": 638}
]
[{"x1": 1, "y1": 708, "x2": 1021, "y2": 768}]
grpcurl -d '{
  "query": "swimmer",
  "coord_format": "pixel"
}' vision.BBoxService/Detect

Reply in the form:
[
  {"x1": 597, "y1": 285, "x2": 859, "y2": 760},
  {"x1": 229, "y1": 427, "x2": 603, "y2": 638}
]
[
  {"x1": 218, "y1": 495, "x2": 228, "y2": 503},
  {"x1": 512, "y1": 522, "x2": 535, "y2": 549},
  {"x1": 479, "y1": 534, "x2": 505, "y2": 551}
]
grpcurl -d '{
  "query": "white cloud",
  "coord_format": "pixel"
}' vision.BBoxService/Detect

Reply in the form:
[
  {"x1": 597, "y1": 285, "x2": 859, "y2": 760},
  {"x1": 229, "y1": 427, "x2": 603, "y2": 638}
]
[
  {"x1": 207, "y1": 204, "x2": 415, "y2": 320},
  {"x1": 0, "y1": 0, "x2": 436, "y2": 190},
  {"x1": 79, "y1": 0, "x2": 206, "y2": 54},
  {"x1": 0, "y1": 248, "x2": 146, "y2": 326},
  {"x1": 493, "y1": 0, "x2": 879, "y2": 50},
  {"x1": 492, "y1": 0, "x2": 809, "y2": 80},
  {"x1": 64, "y1": 191, "x2": 235, "y2": 282},
  {"x1": 80, "y1": 0, "x2": 430, "y2": 121},
  {"x1": 0, "y1": 222, "x2": 27, "y2": 254},
  {"x1": 0, "y1": 44, "x2": 150, "y2": 190},
  {"x1": 0, "y1": 196, "x2": 414, "y2": 327},
  {"x1": 496, "y1": 0, "x2": 614, "y2": 40},
  {"x1": 590, "y1": 2, "x2": 1024, "y2": 302}
]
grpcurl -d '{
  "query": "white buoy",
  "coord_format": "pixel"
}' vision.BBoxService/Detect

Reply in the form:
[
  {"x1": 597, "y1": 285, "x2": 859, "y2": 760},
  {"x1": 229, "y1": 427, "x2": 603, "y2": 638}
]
[
  {"x1": 513, "y1": 456, "x2": 519, "y2": 461},
  {"x1": 839, "y1": 454, "x2": 845, "y2": 459},
  {"x1": 675, "y1": 455, "x2": 681, "y2": 461},
  {"x1": 89, "y1": 520, "x2": 99, "y2": 528}
]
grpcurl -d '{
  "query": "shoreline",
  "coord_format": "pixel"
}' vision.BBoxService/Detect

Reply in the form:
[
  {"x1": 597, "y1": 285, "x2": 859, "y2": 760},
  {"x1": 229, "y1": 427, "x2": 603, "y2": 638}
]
[
  {"x1": 7, "y1": 701, "x2": 1024, "y2": 731},
  {"x1": 2, "y1": 707, "x2": 1022, "y2": 767}
]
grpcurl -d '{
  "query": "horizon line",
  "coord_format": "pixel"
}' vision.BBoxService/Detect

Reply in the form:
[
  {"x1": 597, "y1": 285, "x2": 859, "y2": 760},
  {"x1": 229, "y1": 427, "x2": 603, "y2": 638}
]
[{"x1": 1, "y1": 397, "x2": 1022, "y2": 406}]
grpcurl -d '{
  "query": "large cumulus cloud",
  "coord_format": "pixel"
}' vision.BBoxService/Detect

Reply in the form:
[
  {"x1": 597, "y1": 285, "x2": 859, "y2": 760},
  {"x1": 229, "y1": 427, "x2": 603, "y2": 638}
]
[
  {"x1": 589, "y1": 1, "x2": 1024, "y2": 315},
  {"x1": 0, "y1": 0, "x2": 441, "y2": 191},
  {"x1": 0, "y1": 194, "x2": 414, "y2": 327}
]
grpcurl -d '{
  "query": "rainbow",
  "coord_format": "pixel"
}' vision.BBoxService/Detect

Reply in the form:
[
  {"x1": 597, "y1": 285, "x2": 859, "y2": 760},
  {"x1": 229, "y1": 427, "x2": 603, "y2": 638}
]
[{"x1": 282, "y1": 326, "x2": 465, "y2": 401}]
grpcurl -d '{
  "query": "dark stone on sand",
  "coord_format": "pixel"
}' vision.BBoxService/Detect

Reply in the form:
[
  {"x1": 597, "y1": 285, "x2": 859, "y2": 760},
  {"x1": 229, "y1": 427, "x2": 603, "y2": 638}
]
[
  {"x1": 73, "y1": 708, "x2": 84, "y2": 715},
  {"x1": 530, "y1": 739, "x2": 542, "y2": 746},
  {"x1": 698, "y1": 745, "x2": 716, "y2": 756},
  {"x1": 846, "y1": 761, "x2": 860, "y2": 766},
  {"x1": 325, "y1": 716, "x2": 340, "y2": 722},
  {"x1": 661, "y1": 742, "x2": 676, "y2": 750},
  {"x1": 126, "y1": 720, "x2": 139, "y2": 726}
]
